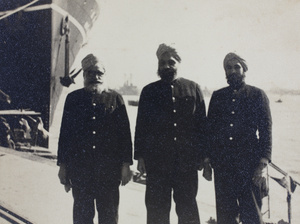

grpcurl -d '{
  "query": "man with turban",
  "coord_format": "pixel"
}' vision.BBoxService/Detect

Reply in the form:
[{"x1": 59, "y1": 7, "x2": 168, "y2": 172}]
[
  {"x1": 207, "y1": 52, "x2": 272, "y2": 224},
  {"x1": 134, "y1": 43, "x2": 207, "y2": 224},
  {"x1": 57, "y1": 54, "x2": 133, "y2": 224}
]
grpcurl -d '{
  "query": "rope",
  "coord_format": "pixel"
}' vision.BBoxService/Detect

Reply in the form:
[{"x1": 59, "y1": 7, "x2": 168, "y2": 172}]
[{"x1": 0, "y1": 0, "x2": 40, "y2": 21}]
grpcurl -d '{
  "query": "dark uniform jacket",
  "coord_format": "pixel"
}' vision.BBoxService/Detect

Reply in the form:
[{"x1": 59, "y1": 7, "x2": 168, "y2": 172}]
[
  {"x1": 207, "y1": 83, "x2": 272, "y2": 170},
  {"x1": 57, "y1": 88, "x2": 132, "y2": 185},
  {"x1": 134, "y1": 77, "x2": 207, "y2": 172}
]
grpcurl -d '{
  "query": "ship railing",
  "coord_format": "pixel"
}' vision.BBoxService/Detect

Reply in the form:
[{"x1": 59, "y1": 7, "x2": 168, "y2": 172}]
[{"x1": 263, "y1": 162, "x2": 300, "y2": 224}]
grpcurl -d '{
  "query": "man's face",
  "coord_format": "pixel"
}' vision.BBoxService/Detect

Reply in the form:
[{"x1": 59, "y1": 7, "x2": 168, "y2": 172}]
[
  {"x1": 83, "y1": 65, "x2": 106, "y2": 93},
  {"x1": 158, "y1": 53, "x2": 179, "y2": 83},
  {"x1": 225, "y1": 59, "x2": 245, "y2": 87}
]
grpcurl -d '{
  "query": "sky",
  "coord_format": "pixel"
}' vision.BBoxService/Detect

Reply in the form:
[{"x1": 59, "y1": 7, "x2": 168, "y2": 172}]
[{"x1": 74, "y1": 0, "x2": 300, "y2": 91}]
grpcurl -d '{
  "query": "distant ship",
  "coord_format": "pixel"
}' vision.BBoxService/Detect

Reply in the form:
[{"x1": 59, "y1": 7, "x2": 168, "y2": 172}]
[
  {"x1": 0, "y1": 0, "x2": 100, "y2": 147},
  {"x1": 116, "y1": 82, "x2": 140, "y2": 96},
  {"x1": 115, "y1": 73, "x2": 140, "y2": 96},
  {"x1": 115, "y1": 74, "x2": 140, "y2": 106}
]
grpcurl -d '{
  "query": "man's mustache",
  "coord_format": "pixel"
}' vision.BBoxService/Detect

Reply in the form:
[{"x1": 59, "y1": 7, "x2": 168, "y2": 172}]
[
  {"x1": 160, "y1": 68, "x2": 175, "y2": 75},
  {"x1": 87, "y1": 79, "x2": 102, "y2": 84},
  {"x1": 227, "y1": 73, "x2": 238, "y2": 78}
]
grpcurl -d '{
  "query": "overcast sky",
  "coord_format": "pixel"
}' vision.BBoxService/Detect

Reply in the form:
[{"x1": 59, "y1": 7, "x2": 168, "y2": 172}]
[{"x1": 74, "y1": 0, "x2": 300, "y2": 91}]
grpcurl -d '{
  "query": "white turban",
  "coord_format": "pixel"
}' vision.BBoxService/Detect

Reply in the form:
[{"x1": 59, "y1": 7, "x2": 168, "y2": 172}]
[
  {"x1": 81, "y1": 54, "x2": 105, "y2": 73},
  {"x1": 156, "y1": 43, "x2": 181, "y2": 62},
  {"x1": 223, "y1": 52, "x2": 248, "y2": 72}
]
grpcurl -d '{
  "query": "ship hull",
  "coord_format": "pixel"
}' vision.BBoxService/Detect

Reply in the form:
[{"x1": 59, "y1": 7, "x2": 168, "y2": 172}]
[{"x1": 0, "y1": 0, "x2": 100, "y2": 138}]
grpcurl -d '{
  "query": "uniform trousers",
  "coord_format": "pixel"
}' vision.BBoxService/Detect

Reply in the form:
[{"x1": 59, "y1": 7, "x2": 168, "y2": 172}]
[
  {"x1": 145, "y1": 161, "x2": 200, "y2": 224},
  {"x1": 71, "y1": 179, "x2": 120, "y2": 224},
  {"x1": 214, "y1": 166, "x2": 263, "y2": 224}
]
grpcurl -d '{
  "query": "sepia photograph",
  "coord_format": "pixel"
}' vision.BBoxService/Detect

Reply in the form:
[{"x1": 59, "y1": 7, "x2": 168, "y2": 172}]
[{"x1": 0, "y1": 0, "x2": 299, "y2": 223}]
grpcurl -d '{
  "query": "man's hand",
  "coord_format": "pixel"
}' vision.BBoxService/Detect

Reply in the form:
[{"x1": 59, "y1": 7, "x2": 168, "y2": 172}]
[
  {"x1": 198, "y1": 160, "x2": 204, "y2": 171},
  {"x1": 64, "y1": 184, "x2": 72, "y2": 193},
  {"x1": 58, "y1": 163, "x2": 71, "y2": 192},
  {"x1": 202, "y1": 158, "x2": 212, "y2": 181},
  {"x1": 58, "y1": 164, "x2": 67, "y2": 184},
  {"x1": 121, "y1": 163, "x2": 132, "y2": 186},
  {"x1": 198, "y1": 157, "x2": 210, "y2": 171},
  {"x1": 253, "y1": 158, "x2": 268, "y2": 186},
  {"x1": 137, "y1": 158, "x2": 146, "y2": 175}
]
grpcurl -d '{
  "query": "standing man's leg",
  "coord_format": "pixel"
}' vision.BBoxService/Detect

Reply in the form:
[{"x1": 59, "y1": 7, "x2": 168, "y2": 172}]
[
  {"x1": 239, "y1": 180, "x2": 264, "y2": 224},
  {"x1": 173, "y1": 169, "x2": 200, "y2": 224},
  {"x1": 214, "y1": 167, "x2": 240, "y2": 224},
  {"x1": 72, "y1": 186, "x2": 95, "y2": 224},
  {"x1": 95, "y1": 180, "x2": 120, "y2": 224},
  {"x1": 146, "y1": 172, "x2": 172, "y2": 224}
]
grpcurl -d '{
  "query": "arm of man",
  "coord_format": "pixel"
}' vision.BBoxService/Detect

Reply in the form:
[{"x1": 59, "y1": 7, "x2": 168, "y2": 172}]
[
  {"x1": 253, "y1": 90, "x2": 272, "y2": 183},
  {"x1": 257, "y1": 89, "x2": 272, "y2": 162},
  {"x1": 134, "y1": 87, "x2": 149, "y2": 175},
  {"x1": 116, "y1": 94, "x2": 133, "y2": 186},
  {"x1": 57, "y1": 94, "x2": 74, "y2": 166},
  {"x1": 194, "y1": 84, "x2": 208, "y2": 170},
  {"x1": 57, "y1": 93, "x2": 75, "y2": 192}
]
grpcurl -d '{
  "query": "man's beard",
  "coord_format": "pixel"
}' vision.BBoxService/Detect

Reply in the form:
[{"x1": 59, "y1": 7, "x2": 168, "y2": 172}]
[
  {"x1": 226, "y1": 73, "x2": 245, "y2": 88},
  {"x1": 158, "y1": 68, "x2": 177, "y2": 83},
  {"x1": 84, "y1": 82, "x2": 105, "y2": 95}
]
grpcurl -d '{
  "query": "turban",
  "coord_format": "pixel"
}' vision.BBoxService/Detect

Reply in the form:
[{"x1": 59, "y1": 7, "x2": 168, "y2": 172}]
[
  {"x1": 223, "y1": 52, "x2": 248, "y2": 72},
  {"x1": 81, "y1": 54, "x2": 105, "y2": 73},
  {"x1": 156, "y1": 43, "x2": 181, "y2": 62}
]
